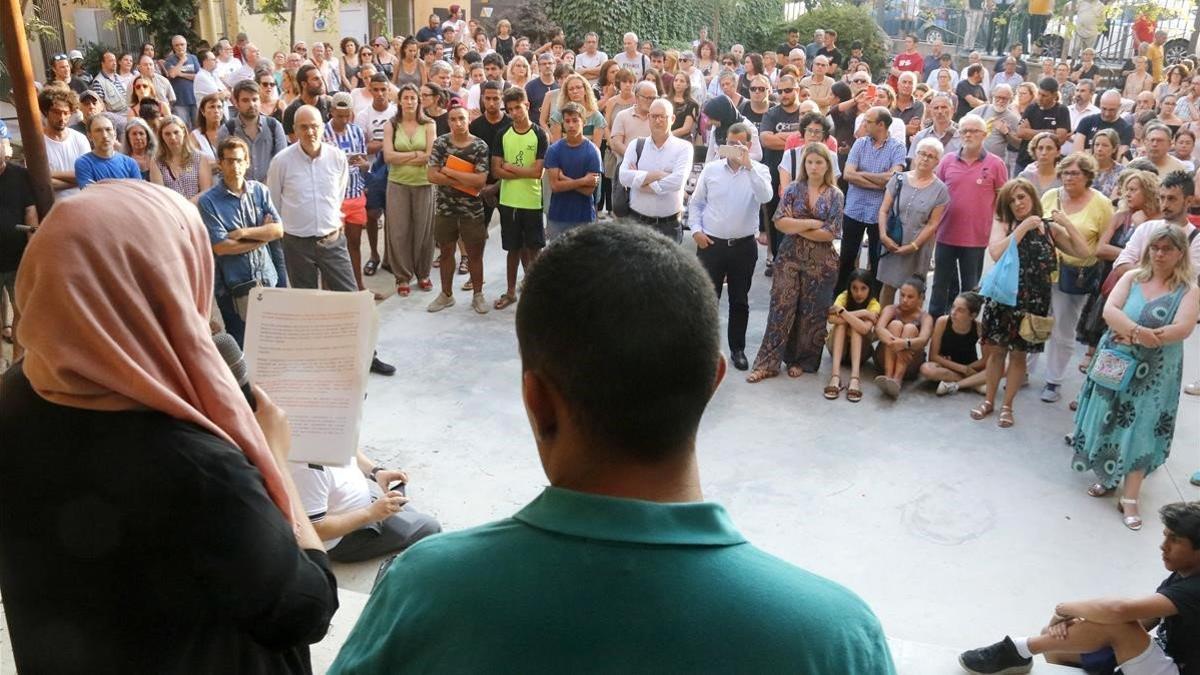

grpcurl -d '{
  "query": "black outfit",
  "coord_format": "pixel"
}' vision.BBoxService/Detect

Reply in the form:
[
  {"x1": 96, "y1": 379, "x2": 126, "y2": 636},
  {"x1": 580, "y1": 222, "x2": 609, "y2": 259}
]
[
  {"x1": 470, "y1": 112, "x2": 510, "y2": 224},
  {"x1": 1073, "y1": 62, "x2": 1099, "y2": 83},
  {"x1": 817, "y1": 46, "x2": 843, "y2": 71},
  {"x1": 1157, "y1": 571, "x2": 1200, "y2": 674},
  {"x1": 1017, "y1": 101, "x2": 1071, "y2": 170},
  {"x1": 955, "y1": 80, "x2": 986, "y2": 120},
  {"x1": 415, "y1": 27, "x2": 440, "y2": 43},
  {"x1": 283, "y1": 95, "x2": 333, "y2": 137},
  {"x1": 938, "y1": 321, "x2": 980, "y2": 366},
  {"x1": 1073, "y1": 114, "x2": 1133, "y2": 151},
  {"x1": 758, "y1": 104, "x2": 802, "y2": 256},
  {"x1": 0, "y1": 365, "x2": 339, "y2": 674},
  {"x1": 0, "y1": 163, "x2": 34, "y2": 273},
  {"x1": 495, "y1": 36, "x2": 515, "y2": 63},
  {"x1": 738, "y1": 99, "x2": 767, "y2": 126},
  {"x1": 697, "y1": 235, "x2": 758, "y2": 351},
  {"x1": 671, "y1": 99, "x2": 699, "y2": 135}
]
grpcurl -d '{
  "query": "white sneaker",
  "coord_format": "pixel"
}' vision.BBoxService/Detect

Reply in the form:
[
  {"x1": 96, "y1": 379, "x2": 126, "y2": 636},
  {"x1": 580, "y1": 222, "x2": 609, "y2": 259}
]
[
  {"x1": 1186, "y1": 380, "x2": 1200, "y2": 396},
  {"x1": 937, "y1": 381, "x2": 959, "y2": 396},
  {"x1": 427, "y1": 292, "x2": 455, "y2": 312},
  {"x1": 471, "y1": 292, "x2": 489, "y2": 314}
]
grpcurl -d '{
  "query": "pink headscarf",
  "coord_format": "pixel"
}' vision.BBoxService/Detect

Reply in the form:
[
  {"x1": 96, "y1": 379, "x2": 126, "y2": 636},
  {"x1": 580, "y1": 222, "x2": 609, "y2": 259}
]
[{"x1": 16, "y1": 181, "x2": 293, "y2": 520}]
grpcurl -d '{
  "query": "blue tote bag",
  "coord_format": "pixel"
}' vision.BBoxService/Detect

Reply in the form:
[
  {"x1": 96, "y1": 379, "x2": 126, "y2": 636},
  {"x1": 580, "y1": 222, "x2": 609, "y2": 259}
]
[{"x1": 979, "y1": 234, "x2": 1019, "y2": 306}]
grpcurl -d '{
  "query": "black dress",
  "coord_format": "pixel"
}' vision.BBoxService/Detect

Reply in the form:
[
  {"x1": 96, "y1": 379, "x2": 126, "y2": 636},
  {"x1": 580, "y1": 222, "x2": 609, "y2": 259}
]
[
  {"x1": 0, "y1": 364, "x2": 339, "y2": 674},
  {"x1": 982, "y1": 224, "x2": 1055, "y2": 353}
]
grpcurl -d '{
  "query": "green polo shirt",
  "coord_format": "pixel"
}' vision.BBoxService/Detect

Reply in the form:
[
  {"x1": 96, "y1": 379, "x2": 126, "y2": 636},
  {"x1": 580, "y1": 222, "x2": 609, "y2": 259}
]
[{"x1": 329, "y1": 487, "x2": 895, "y2": 674}]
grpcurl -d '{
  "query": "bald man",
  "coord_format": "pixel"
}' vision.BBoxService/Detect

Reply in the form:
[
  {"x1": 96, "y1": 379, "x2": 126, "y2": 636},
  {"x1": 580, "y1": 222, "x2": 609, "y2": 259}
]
[
  {"x1": 1072, "y1": 89, "x2": 1132, "y2": 156},
  {"x1": 266, "y1": 106, "x2": 396, "y2": 375}
]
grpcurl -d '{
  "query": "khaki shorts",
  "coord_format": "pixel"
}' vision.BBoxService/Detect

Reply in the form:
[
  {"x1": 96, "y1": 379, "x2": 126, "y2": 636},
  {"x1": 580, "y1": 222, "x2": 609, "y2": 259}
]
[{"x1": 434, "y1": 213, "x2": 488, "y2": 246}]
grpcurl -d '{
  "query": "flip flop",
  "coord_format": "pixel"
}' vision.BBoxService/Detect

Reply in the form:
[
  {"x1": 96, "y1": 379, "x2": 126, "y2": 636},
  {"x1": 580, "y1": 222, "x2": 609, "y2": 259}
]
[
  {"x1": 493, "y1": 293, "x2": 517, "y2": 310},
  {"x1": 363, "y1": 259, "x2": 380, "y2": 276}
]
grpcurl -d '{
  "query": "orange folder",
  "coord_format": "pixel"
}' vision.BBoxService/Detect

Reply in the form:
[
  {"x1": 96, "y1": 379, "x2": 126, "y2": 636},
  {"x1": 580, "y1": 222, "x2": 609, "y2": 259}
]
[{"x1": 444, "y1": 154, "x2": 481, "y2": 196}]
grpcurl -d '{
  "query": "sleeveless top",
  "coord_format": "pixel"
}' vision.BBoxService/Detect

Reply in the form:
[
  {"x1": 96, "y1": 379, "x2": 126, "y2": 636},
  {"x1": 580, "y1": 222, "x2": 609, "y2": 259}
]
[
  {"x1": 373, "y1": 55, "x2": 395, "y2": 81},
  {"x1": 388, "y1": 122, "x2": 431, "y2": 186},
  {"x1": 495, "y1": 36, "x2": 515, "y2": 62},
  {"x1": 939, "y1": 320, "x2": 979, "y2": 366},
  {"x1": 156, "y1": 154, "x2": 202, "y2": 200},
  {"x1": 395, "y1": 61, "x2": 423, "y2": 89}
]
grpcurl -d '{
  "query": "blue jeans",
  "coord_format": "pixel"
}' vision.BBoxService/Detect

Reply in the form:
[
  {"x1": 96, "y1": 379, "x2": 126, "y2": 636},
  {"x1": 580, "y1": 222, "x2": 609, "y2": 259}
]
[{"x1": 930, "y1": 243, "x2": 986, "y2": 317}]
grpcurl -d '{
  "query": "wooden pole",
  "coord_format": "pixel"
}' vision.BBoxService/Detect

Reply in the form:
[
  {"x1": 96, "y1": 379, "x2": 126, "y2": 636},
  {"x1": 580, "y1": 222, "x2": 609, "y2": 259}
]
[{"x1": 1, "y1": 0, "x2": 55, "y2": 217}]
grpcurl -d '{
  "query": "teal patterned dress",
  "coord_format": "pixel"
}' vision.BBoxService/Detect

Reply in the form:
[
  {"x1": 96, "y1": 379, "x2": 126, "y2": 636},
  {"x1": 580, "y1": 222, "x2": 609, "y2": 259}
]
[{"x1": 1071, "y1": 282, "x2": 1189, "y2": 489}]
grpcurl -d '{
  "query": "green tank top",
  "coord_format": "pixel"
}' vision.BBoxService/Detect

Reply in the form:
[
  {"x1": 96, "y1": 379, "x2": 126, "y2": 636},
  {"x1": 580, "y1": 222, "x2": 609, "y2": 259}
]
[{"x1": 388, "y1": 122, "x2": 431, "y2": 186}]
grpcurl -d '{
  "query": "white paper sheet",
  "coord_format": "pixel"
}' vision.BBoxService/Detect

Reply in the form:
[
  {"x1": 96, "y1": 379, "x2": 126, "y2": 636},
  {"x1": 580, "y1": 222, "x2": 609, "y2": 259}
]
[{"x1": 243, "y1": 288, "x2": 378, "y2": 466}]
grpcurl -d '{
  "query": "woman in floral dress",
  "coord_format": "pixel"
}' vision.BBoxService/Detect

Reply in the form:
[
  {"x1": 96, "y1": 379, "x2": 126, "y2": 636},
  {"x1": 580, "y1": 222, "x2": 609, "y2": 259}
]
[
  {"x1": 748, "y1": 143, "x2": 843, "y2": 382},
  {"x1": 1072, "y1": 224, "x2": 1199, "y2": 530},
  {"x1": 973, "y1": 178, "x2": 1089, "y2": 427}
]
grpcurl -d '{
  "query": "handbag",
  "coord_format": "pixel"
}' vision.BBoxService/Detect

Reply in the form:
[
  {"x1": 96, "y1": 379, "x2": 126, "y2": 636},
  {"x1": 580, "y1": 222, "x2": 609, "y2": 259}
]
[
  {"x1": 979, "y1": 232, "x2": 1020, "y2": 306},
  {"x1": 881, "y1": 174, "x2": 905, "y2": 257},
  {"x1": 1018, "y1": 312, "x2": 1055, "y2": 343},
  {"x1": 1058, "y1": 261, "x2": 1103, "y2": 295},
  {"x1": 1088, "y1": 348, "x2": 1137, "y2": 391}
]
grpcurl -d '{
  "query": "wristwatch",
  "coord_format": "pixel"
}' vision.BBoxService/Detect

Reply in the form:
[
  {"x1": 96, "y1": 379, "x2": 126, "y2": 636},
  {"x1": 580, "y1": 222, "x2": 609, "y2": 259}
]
[{"x1": 369, "y1": 465, "x2": 384, "y2": 481}]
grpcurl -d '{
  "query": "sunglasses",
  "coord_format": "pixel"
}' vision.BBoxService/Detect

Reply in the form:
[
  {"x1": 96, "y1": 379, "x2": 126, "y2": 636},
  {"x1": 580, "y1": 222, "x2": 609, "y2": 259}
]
[
  {"x1": 749, "y1": 86, "x2": 768, "y2": 92},
  {"x1": 259, "y1": 81, "x2": 274, "y2": 87},
  {"x1": 852, "y1": 79, "x2": 868, "y2": 84},
  {"x1": 778, "y1": 87, "x2": 795, "y2": 93},
  {"x1": 53, "y1": 53, "x2": 69, "y2": 62}
]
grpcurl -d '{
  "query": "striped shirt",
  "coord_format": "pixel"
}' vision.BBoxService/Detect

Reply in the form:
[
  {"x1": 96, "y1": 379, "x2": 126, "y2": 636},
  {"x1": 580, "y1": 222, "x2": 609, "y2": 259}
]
[{"x1": 323, "y1": 121, "x2": 367, "y2": 199}]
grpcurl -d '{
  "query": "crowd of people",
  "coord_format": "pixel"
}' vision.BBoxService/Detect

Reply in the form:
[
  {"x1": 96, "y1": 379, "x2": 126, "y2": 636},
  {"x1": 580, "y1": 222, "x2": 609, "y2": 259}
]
[{"x1": 1, "y1": 11, "x2": 1199, "y2": 674}]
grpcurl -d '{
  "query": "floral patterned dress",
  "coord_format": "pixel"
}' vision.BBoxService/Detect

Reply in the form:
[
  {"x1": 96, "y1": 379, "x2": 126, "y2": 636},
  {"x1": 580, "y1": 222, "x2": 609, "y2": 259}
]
[
  {"x1": 1071, "y1": 283, "x2": 1188, "y2": 489},
  {"x1": 752, "y1": 181, "x2": 844, "y2": 374},
  {"x1": 981, "y1": 223, "x2": 1055, "y2": 353}
]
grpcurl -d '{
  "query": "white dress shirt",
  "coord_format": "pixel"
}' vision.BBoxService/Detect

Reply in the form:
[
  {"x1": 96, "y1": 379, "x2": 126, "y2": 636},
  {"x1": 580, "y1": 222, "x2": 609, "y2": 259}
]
[
  {"x1": 687, "y1": 158, "x2": 773, "y2": 239},
  {"x1": 193, "y1": 67, "x2": 228, "y2": 100},
  {"x1": 266, "y1": 142, "x2": 349, "y2": 237},
  {"x1": 213, "y1": 57, "x2": 241, "y2": 86},
  {"x1": 618, "y1": 134, "x2": 693, "y2": 217},
  {"x1": 1114, "y1": 220, "x2": 1200, "y2": 271}
]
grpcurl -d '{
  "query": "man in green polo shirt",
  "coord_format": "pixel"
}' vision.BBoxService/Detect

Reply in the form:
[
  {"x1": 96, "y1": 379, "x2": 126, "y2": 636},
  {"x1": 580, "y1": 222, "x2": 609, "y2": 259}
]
[{"x1": 330, "y1": 225, "x2": 896, "y2": 675}]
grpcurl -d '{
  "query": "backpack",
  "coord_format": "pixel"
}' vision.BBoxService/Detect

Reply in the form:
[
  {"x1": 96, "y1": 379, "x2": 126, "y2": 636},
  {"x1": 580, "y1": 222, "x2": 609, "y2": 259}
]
[{"x1": 612, "y1": 137, "x2": 648, "y2": 218}]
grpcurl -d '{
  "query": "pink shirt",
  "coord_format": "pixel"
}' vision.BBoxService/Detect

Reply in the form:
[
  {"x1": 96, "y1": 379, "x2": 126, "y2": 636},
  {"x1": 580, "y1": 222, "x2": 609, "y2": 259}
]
[{"x1": 935, "y1": 149, "x2": 1009, "y2": 248}]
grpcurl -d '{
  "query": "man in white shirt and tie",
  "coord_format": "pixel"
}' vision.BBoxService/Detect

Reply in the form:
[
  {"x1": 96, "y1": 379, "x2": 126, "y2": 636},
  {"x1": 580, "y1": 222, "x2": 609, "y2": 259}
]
[
  {"x1": 687, "y1": 123, "x2": 773, "y2": 370},
  {"x1": 618, "y1": 96, "x2": 692, "y2": 243},
  {"x1": 266, "y1": 105, "x2": 395, "y2": 375}
]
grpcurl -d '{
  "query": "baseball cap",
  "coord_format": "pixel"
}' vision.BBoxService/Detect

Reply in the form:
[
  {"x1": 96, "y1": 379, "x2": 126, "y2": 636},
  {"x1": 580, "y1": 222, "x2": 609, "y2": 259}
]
[
  {"x1": 331, "y1": 91, "x2": 354, "y2": 110},
  {"x1": 68, "y1": 49, "x2": 84, "y2": 61},
  {"x1": 78, "y1": 89, "x2": 100, "y2": 102}
]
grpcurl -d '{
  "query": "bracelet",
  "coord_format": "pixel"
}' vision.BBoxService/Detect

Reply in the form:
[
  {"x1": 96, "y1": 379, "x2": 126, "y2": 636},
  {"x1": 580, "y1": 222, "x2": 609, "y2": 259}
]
[
  {"x1": 1131, "y1": 326, "x2": 1141, "y2": 345},
  {"x1": 369, "y1": 466, "x2": 383, "y2": 481},
  {"x1": 906, "y1": 338, "x2": 912, "y2": 350}
]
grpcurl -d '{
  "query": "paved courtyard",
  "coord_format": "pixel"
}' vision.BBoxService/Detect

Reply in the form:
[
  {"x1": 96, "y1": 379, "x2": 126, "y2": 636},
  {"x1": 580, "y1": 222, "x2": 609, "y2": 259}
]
[{"x1": 2, "y1": 227, "x2": 1197, "y2": 672}]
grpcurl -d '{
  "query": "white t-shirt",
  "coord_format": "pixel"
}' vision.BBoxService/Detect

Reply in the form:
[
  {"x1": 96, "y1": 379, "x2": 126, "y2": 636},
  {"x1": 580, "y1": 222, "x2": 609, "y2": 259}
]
[
  {"x1": 356, "y1": 103, "x2": 397, "y2": 144},
  {"x1": 574, "y1": 50, "x2": 608, "y2": 83},
  {"x1": 350, "y1": 87, "x2": 375, "y2": 114},
  {"x1": 213, "y1": 57, "x2": 240, "y2": 85},
  {"x1": 778, "y1": 144, "x2": 841, "y2": 180},
  {"x1": 291, "y1": 462, "x2": 375, "y2": 549},
  {"x1": 613, "y1": 51, "x2": 648, "y2": 79},
  {"x1": 44, "y1": 129, "x2": 92, "y2": 199}
]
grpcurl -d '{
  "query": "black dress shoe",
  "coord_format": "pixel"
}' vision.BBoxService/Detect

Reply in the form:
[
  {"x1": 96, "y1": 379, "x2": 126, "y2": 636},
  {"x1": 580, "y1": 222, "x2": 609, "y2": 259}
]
[
  {"x1": 370, "y1": 355, "x2": 396, "y2": 376},
  {"x1": 730, "y1": 351, "x2": 749, "y2": 371}
]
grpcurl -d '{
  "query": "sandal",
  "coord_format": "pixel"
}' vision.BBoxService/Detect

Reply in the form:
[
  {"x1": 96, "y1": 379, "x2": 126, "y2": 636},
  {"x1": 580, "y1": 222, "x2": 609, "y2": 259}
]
[
  {"x1": 746, "y1": 369, "x2": 777, "y2": 384},
  {"x1": 1087, "y1": 483, "x2": 1112, "y2": 498},
  {"x1": 1118, "y1": 498, "x2": 1142, "y2": 531},
  {"x1": 457, "y1": 256, "x2": 469, "y2": 275},
  {"x1": 418, "y1": 278, "x2": 434, "y2": 292},
  {"x1": 823, "y1": 375, "x2": 842, "y2": 400},
  {"x1": 396, "y1": 284, "x2": 411, "y2": 297},
  {"x1": 462, "y1": 279, "x2": 474, "y2": 291},
  {"x1": 363, "y1": 259, "x2": 380, "y2": 276},
  {"x1": 970, "y1": 400, "x2": 994, "y2": 420},
  {"x1": 847, "y1": 377, "x2": 863, "y2": 403},
  {"x1": 432, "y1": 257, "x2": 441, "y2": 268},
  {"x1": 493, "y1": 292, "x2": 518, "y2": 310},
  {"x1": 998, "y1": 404, "x2": 1014, "y2": 428},
  {"x1": 787, "y1": 365, "x2": 804, "y2": 378},
  {"x1": 1078, "y1": 350, "x2": 1094, "y2": 373},
  {"x1": 1, "y1": 325, "x2": 11, "y2": 343}
]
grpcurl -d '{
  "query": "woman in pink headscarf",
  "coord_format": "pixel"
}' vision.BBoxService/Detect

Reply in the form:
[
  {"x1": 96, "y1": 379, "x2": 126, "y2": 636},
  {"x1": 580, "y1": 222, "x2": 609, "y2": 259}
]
[{"x1": 0, "y1": 181, "x2": 338, "y2": 673}]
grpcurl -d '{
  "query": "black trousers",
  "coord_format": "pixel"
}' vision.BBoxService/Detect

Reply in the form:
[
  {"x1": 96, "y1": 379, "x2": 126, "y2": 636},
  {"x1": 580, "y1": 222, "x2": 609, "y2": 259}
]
[
  {"x1": 764, "y1": 166, "x2": 783, "y2": 257},
  {"x1": 697, "y1": 235, "x2": 757, "y2": 351},
  {"x1": 836, "y1": 215, "x2": 881, "y2": 296}
]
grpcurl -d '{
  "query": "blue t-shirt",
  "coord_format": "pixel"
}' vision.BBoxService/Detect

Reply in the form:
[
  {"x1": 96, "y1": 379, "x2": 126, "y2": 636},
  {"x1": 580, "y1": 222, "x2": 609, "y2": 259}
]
[
  {"x1": 524, "y1": 78, "x2": 558, "y2": 126},
  {"x1": 163, "y1": 53, "x2": 202, "y2": 106},
  {"x1": 544, "y1": 138, "x2": 601, "y2": 224},
  {"x1": 74, "y1": 153, "x2": 142, "y2": 189}
]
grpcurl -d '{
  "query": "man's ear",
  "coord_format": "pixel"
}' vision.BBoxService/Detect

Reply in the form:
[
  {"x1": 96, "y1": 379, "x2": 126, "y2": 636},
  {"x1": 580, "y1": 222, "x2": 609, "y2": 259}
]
[
  {"x1": 710, "y1": 352, "x2": 727, "y2": 400},
  {"x1": 522, "y1": 369, "x2": 559, "y2": 443}
]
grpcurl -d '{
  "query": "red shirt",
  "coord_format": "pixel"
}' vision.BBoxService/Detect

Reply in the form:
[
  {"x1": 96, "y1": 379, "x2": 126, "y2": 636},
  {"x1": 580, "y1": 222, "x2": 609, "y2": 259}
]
[
  {"x1": 935, "y1": 149, "x2": 1009, "y2": 248},
  {"x1": 1133, "y1": 15, "x2": 1156, "y2": 44},
  {"x1": 890, "y1": 51, "x2": 925, "y2": 90}
]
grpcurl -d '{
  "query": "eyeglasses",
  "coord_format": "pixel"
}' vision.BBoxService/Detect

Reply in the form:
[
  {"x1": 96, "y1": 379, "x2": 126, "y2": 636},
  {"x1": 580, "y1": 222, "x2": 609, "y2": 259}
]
[
  {"x1": 259, "y1": 81, "x2": 274, "y2": 87},
  {"x1": 636, "y1": 93, "x2": 657, "y2": 101},
  {"x1": 778, "y1": 87, "x2": 795, "y2": 93},
  {"x1": 960, "y1": 128, "x2": 985, "y2": 135},
  {"x1": 1060, "y1": 170, "x2": 1084, "y2": 177},
  {"x1": 917, "y1": 151, "x2": 940, "y2": 160},
  {"x1": 804, "y1": 126, "x2": 825, "y2": 134},
  {"x1": 749, "y1": 86, "x2": 767, "y2": 92},
  {"x1": 53, "y1": 53, "x2": 69, "y2": 62},
  {"x1": 852, "y1": 78, "x2": 868, "y2": 84}
]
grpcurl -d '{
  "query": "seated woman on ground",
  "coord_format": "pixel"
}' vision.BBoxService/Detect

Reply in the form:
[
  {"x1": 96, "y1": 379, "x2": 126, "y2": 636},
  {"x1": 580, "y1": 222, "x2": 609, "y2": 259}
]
[
  {"x1": 919, "y1": 291, "x2": 988, "y2": 396},
  {"x1": 825, "y1": 269, "x2": 881, "y2": 403},
  {"x1": 873, "y1": 276, "x2": 933, "y2": 399}
]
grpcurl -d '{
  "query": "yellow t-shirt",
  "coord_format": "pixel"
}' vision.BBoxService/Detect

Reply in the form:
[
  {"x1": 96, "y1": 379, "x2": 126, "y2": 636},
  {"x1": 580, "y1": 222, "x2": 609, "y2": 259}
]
[
  {"x1": 1147, "y1": 43, "x2": 1165, "y2": 84},
  {"x1": 1041, "y1": 188, "x2": 1114, "y2": 267},
  {"x1": 833, "y1": 291, "x2": 882, "y2": 315},
  {"x1": 1028, "y1": 0, "x2": 1052, "y2": 14}
]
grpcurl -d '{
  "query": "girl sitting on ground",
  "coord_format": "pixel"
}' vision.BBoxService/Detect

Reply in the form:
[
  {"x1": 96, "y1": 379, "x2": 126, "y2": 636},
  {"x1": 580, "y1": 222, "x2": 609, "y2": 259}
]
[
  {"x1": 825, "y1": 269, "x2": 881, "y2": 403},
  {"x1": 919, "y1": 291, "x2": 988, "y2": 396},
  {"x1": 873, "y1": 276, "x2": 933, "y2": 399}
]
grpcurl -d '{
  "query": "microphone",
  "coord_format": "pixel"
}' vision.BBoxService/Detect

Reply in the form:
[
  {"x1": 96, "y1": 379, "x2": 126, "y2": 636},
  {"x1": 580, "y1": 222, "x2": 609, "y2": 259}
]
[{"x1": 212, "y1": 331, "x2": 258, "y2": 411}]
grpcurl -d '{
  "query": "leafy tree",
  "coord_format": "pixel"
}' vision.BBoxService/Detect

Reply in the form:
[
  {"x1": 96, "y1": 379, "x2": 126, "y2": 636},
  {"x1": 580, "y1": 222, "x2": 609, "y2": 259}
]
[
  {"x1": 106, "y1": 0, "x2": 200, "y2": 50},
  {"x1": 783, "y1": 2, "x2": 889, "y2": 77}
]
